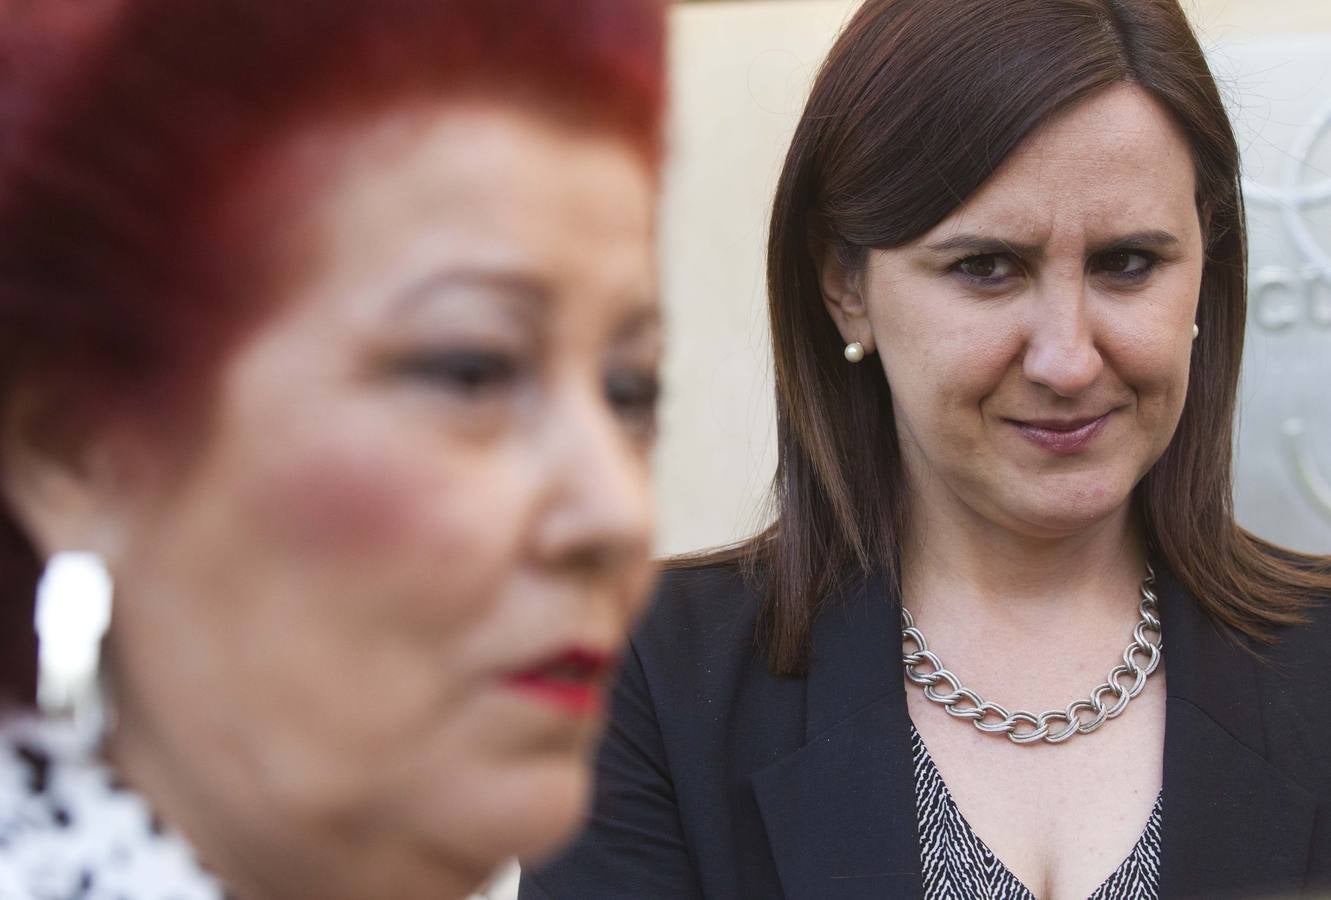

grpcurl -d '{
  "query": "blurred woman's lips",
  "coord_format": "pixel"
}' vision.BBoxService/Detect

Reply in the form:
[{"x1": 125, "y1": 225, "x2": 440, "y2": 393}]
[
  {"x1": 1007, "y1": 411, "x2": 1114, "y2": 454},
  {"x1": 503, "y1": 647, "x2": 619, "y2": 717}
]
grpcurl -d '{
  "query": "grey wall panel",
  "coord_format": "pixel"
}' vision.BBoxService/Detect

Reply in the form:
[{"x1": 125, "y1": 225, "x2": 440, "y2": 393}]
[{"x1": 1221, "y1": 37, "x2": 1331, "y2": 552}]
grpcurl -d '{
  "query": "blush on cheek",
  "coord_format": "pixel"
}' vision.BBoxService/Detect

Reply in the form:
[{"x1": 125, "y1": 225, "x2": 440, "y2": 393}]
[{"x1": 247, "y1": 448, "x2": 429, "y2": 556}]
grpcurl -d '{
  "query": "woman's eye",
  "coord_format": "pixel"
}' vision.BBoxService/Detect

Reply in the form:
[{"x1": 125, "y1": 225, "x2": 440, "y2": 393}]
[
  {"x1": 1094, "y1": 249, "x2": 1157, "y2": 278},
  {"x1": 605, "y1": 370, "x2": 661, "y2": 437},
  {"x1": 393, "y1": 350, "x2": 519, "y2": 395},
  {"x1": 955, "y1": 254, "x2": 1017, "y2": 282}
]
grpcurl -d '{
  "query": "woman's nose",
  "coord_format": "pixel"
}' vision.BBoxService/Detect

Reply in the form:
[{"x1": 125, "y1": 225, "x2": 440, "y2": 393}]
[
  {"x1": 530, "y1": 388, "x2": 654, "y2": 581},
  {"x1": 1021, "y1": 282, "x2": 1104, "y2": 398}
]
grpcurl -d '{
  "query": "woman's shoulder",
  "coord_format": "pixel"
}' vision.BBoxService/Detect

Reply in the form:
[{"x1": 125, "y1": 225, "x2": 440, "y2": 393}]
[
  {"x1": 637, "y1": 555, "x2": 763, "y2": 656},
  {"x1": 654, "y1": 554, "x2": 759, "y2": 612},
  {"x1": 1255, "y1": 543, "x2": 1331, "y2": 653},
  {"x1": 0, "y1": 713, "x2": 223, "y2": 899},
  {"x1": 1247, "y1": 584, "x2": 1331, "y2": 760},
  {"x1": 1297, "y1": 583, "x2": 1331, "y2": 630},
  {"x1": 1267, "y1": 586, "x2": 1331, "y2": 671},
  {"x1": 623, "y1": 554, "x2": 780, "y2": 704}
]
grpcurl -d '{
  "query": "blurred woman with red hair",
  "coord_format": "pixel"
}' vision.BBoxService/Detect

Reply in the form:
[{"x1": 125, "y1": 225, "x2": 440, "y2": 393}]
[{"x1": 0, "y1": 0, "x2": 667, "y2": 896}]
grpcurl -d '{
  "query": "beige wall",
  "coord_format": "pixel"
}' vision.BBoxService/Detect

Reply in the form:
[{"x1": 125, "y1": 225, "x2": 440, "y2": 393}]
[
  {"x1": 1186, "y1": 0, "x2": 1331, "y2": 33},
  {"x1": 655, "y1": 1, "x2": 845, "y2": 555},
  {"x1": 653, "y1": 0, "x2": 1331, "y2": 556}
]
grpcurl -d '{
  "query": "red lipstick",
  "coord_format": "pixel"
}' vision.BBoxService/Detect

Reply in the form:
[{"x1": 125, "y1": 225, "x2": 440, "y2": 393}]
[
  {"x1": 1009, "y1": 412, "x2": 1111, "y2": 454},
  {"x1": 504, "y1": 648, "x2": 617, "y2": 717}
]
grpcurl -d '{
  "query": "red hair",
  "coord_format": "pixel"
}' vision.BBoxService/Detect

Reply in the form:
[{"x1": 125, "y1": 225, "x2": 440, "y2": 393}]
[{"x1": 0, "y1": 0, "x2": 668, "y2": 704}]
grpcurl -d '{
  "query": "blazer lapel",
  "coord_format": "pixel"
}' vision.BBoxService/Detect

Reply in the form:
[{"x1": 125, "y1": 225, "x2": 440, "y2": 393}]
[
  {"x1": 750, "y1": 565, "x2": 1317, "y2": 900},
  {"x1": 752, "y1": 573, "x2": 923, "y2": 900},
  {"x1": 1156, "y1": 568, "x2": 1317, "y2": 899}
]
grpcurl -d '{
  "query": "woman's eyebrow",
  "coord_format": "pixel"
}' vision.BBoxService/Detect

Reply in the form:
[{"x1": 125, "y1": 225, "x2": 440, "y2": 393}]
[
  {"x1": 389, "y1": 267, "x2": 550, "y2": 319},
  {"x1": 922, "y1": 229, "x2": 1181, "y2": 258},
  {"x1": 922, "y1": 233, "x2": 1044, "y2": 259},
  {"x1": 1088, "y1": 229, "x2": 1181, "y2": 253}
]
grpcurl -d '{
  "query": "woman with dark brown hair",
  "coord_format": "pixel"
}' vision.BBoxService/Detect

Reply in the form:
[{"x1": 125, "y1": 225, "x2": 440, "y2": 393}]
[
  {"x1": 0, "y1": 0, "x2": 667, "y2": 896},
  {"x1": 523, "y1": 0, "x2": 1331, "y2": 898}
]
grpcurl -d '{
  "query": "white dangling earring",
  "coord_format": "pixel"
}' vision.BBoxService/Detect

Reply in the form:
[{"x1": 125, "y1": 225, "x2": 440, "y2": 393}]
[
  {"x1": 35, "y1": 552, "x2": 113, "y2": 728},
  {"x1": 1192, "y1": 323, "x2": 1200, "y2": 340},
  {"x1": 844, "y1": 341, "x2": 866, "y2": 363}
]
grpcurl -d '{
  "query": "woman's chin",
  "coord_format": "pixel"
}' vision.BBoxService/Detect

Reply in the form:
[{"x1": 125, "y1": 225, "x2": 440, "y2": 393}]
[
  {"x1": 440, "y1": 754, "x2": 595, "y2": 869},
  {"x1": 987, "y1": 480, "x2": 1137, "y2": 540},
  {"x1": 516, "y1": 763, "x2": 596, "y2": 863}
]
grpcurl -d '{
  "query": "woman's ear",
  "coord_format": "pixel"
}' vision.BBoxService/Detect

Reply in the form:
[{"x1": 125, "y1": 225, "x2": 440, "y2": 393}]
[
  {"x1": 817, "y1": 245, "x2": 876, "y2": 354},
  {"x1": 0, "y1": 385, "x2": 134, "y2": 563}
]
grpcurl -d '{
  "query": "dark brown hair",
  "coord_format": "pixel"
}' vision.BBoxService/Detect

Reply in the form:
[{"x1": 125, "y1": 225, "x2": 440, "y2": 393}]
[
  {"x1": 0, "y1": 0, "x2": 667, "y2": 704},
  {"x1": 728, "y1": 0, "x2": 1331, "y2": 674}
]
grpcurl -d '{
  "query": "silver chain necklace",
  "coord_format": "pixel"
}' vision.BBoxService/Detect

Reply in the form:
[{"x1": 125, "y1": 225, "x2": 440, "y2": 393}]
[{"x1": 901, "y1": 565, "x2": 1163, "y2": 745}]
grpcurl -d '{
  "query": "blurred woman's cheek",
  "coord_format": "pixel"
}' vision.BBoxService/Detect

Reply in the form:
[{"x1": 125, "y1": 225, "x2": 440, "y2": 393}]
[{"x1": 249, "y1": 447, "x2": 428, "y2": 555}]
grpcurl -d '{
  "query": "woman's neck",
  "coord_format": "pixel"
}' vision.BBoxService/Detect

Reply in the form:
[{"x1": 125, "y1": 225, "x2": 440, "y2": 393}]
[
  {"x1": 103, "y1": 695, "x2": 486, "y2": 900},
  {"x1": 899, "y1": 497, "x2": 1152, "y2": 711},
  {"x1": 901, "y1": 494, "x2": 1147, "y2": 629}
]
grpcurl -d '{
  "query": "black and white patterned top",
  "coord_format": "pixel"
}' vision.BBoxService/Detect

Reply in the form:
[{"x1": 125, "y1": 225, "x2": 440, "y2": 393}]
[
  {"x1": 0, "y1": 714, "x2": 224, "y2": 899},
  {"x1": 911, "y1": 724, "x2": 1162, "y2": 900}
]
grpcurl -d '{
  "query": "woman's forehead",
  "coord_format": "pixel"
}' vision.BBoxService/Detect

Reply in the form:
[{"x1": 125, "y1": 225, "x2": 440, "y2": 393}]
[{"x1": 919, "y1": 85, "x2": 1200, "y2": 251}]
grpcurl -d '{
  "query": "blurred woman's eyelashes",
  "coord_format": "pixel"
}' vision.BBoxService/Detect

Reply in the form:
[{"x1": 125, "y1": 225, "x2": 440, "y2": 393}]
[
  {"x1": 394, "y1": 348, "x2": 520, "y2": 396},
  {"x1": 605, "y1": 369, "x2": 661, "y2": 438},
  {"x1": 388, "y1": 347, "x2": 660, "y2": 437}
]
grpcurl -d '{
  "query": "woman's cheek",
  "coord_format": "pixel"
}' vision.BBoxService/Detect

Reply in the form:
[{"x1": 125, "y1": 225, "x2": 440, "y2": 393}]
[
  {"x1": 246, "y1": 447, "x2": 433, "y2": 558},
  {"x1": 1106, "y1": 329, "x2": 1185, "y2": 402}
]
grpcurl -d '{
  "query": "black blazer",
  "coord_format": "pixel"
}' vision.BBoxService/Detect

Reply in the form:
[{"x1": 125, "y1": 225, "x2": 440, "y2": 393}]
[{"x1": 521, "y1": 561, "x2": 1331, "y2": 899}]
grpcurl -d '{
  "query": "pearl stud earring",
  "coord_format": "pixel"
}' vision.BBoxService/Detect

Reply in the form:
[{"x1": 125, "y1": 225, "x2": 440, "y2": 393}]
[
  {"x1": 1192, "y1": 323, "x2": 1200, "y2": 340},
  {"x1": 844, "y1": 341, "x2": 865, "y2": 363}
]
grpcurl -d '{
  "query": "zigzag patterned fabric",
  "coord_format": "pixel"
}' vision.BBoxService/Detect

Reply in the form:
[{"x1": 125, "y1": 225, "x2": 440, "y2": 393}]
[
  {"x1": 0, "y1": 716, "x2": 224, "y2": 899},
  {"x1": 911, "y1": 725, "x2": 1162, "y2": 900}
]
